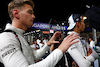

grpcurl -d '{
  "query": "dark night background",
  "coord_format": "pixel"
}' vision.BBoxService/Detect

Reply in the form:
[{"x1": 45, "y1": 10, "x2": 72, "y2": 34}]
[{"x1": 0, "y1": 0, "x2": 99, "y2": 29}]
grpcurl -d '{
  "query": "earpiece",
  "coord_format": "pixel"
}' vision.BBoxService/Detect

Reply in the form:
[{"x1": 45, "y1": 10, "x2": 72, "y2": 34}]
[
  {"x1": 13, "y1": 10, "x2": 18, "y2": 14},
  {"x1": 13, "y1": 10, "x2": 19, "y2": 19}
]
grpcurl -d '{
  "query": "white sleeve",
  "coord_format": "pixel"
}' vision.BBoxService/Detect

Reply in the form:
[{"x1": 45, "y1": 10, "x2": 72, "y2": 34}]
[
  {"x1": 67, "y1": 43, "x2": 91, "y2": 67},
  {"x1": 85, "y1": 45, "x2": 99, "y2": 62},
  {"x1": 33, "y1": 43, "x2": 50, "y2": 60},
  {"x1": 29, "y1": 49, "x2": 63, "y2": 67},
  {"x1": 0, "y1": 39, "x2": 63, "y2": 67}
]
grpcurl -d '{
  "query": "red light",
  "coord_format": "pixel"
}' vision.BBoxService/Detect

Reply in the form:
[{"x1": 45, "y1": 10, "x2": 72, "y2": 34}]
[{"x1": 54, "y1": 20, "x2": 56, "y2": 22}]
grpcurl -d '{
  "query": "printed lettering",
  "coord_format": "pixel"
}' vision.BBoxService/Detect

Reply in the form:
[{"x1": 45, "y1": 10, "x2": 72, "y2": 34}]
[
  {"x1": 71, "y1": 47, "x2": 76, "y2": 50},
  {"x1": 0, "y1": 44, "x2": 14, "y2": 52},
  {"x1": 2, "y1": 48, "x2": 16, "y2": 58}
]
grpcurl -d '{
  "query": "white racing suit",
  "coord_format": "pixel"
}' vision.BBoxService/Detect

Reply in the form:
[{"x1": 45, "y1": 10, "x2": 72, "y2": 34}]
[
  {"x1": 0, "y1": 23, "x2": 63, "y2": 67},
  {"x1": 65, "y1": 31, "x2": 99, "y2": 67}
]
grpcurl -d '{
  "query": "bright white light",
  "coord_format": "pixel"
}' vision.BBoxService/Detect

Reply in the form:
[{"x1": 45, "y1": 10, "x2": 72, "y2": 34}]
[
  {"x1": 83, "y1": 17, "x2": 87, "y2": 20},
  {"x1": 62, "y1": 23, "x2": 64, "y2": 25},
  {"x1": 86, "y1": 5, "x2": 90, "y2": 8},
  {"x1": 57, "y1": 24, "x2": 59, "y2": 26}
]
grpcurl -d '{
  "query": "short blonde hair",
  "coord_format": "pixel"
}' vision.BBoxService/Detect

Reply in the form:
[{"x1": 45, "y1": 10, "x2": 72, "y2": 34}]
[{"x1": 8, "y1": 0, "x2": 35, "y2": 20}]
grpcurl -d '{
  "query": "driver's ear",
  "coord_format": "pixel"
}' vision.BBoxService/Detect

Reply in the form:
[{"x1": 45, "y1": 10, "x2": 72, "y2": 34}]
[
  {"x1": 76, "y1": 22, "x2": 79, "y2": 26},
  {"x1": 13, "y1": 9, "x2": 19, "y2": 19},
  {"x1": 76, "y1": 22, "x2": 80, "y2": 28}
]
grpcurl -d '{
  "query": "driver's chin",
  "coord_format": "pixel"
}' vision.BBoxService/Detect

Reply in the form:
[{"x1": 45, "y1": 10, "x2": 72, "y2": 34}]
[{"x1": 29, "y1": 23, "x2": 33, "y2": 27}]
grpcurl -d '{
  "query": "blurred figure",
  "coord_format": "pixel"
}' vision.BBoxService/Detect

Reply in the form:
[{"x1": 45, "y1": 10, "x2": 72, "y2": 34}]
[
  {"x1": 89, "y1": 37, "x2": 95, "y2": 49},
  {"x1": 39, "y1": 40, "x2": 44, "y2": 48},
  {"x1": 43, "y1": 37, "x2": 48, "y2": 45},
  {"x1": 89, "y1": 37, "x2": 99, "y2": 67},
  {"x1": 31, "y1": 41, "x2": 40, "y2": 50},
  {"x1": 36, "y1": 37, "x2": 41, "y2": 45}
]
